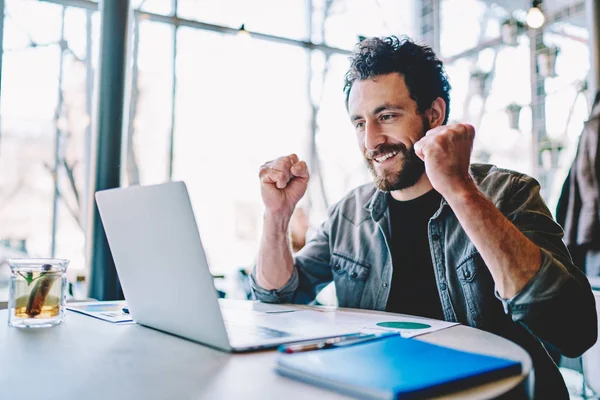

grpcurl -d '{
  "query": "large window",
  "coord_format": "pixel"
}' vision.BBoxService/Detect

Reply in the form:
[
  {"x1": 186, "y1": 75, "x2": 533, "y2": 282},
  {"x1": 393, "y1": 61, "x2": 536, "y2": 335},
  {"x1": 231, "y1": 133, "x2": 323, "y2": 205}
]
[{"x1": 0, "y1": 0, "x2": 100, "y2": 299}]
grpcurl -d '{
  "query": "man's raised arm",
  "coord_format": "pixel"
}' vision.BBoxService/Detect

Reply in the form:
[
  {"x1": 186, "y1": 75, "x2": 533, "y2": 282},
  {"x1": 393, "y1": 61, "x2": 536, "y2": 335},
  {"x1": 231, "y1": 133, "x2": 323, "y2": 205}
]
[{"x1": 253, "y1": 154, "x2": 309, "y2": 301}]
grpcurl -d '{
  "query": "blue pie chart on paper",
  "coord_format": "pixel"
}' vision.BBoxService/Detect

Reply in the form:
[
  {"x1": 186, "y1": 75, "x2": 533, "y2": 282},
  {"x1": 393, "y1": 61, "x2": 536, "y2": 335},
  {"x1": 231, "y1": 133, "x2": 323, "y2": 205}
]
[{"x1": 376, "y1": 321, "x2": 431, "y2": 329}]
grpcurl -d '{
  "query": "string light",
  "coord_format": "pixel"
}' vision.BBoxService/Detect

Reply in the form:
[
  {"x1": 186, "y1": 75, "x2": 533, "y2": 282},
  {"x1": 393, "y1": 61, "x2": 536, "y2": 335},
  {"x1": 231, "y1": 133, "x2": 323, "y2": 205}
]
[
  {"x1": 526, "y1": 0, "x2": 545, "y2": 29},
  {"x1": 237, "y1": 24, "x2": 251, "y2": 40}
]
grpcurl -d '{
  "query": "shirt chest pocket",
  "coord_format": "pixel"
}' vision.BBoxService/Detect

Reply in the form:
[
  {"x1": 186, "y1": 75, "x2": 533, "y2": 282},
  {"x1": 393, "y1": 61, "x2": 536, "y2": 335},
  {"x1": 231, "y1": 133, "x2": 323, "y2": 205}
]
[
  {"x1": 331, "y1": 253, "x2": 371, "y2": 309},
  {"x1": 456, "y1": 251, "x2": 498, "y2": 327}
]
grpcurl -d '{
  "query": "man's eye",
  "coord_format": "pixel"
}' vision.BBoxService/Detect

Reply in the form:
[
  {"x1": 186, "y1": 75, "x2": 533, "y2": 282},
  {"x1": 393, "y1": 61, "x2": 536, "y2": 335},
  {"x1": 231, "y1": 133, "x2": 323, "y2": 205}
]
[
  {"x1": 380, "y1": 114, "x2": 395, "y2": 121},
  {"x1": 355, "y1": 122, "x2": 365, "y2": 129}
]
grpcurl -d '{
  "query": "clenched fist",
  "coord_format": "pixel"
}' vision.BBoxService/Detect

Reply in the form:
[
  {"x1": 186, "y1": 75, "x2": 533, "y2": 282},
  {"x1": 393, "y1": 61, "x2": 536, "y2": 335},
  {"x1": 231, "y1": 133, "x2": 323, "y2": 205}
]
[
  {"x1": 414, "y1": 123, "x2": 476, "y2": 197},
  {"x1": 259, "y1": 154, "x2": 309, "y2": 218}
]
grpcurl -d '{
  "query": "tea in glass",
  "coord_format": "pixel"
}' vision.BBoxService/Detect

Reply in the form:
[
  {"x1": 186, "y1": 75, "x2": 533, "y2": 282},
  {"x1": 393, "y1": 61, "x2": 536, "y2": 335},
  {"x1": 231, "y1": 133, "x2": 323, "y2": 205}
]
[{"x1": 8, "y1": 258, "x2": 69, "y2": 328}]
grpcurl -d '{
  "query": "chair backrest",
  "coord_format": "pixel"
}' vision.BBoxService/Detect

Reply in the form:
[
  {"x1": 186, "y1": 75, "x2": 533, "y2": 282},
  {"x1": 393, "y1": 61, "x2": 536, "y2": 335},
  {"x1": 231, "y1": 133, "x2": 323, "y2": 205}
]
[
  {"x1": 0, "y1": 301, "x2": 7, "y2": 310},
  {"x1": 583, "y1": 282, "x2": 600, "y2": 394}
]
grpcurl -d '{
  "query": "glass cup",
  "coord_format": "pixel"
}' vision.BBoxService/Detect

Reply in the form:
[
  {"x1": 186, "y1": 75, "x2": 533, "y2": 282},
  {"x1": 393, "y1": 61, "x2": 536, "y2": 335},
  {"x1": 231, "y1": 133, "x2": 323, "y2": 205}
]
[{"x1": 7, "y1": 258, "x2": 69, "y2": 328}]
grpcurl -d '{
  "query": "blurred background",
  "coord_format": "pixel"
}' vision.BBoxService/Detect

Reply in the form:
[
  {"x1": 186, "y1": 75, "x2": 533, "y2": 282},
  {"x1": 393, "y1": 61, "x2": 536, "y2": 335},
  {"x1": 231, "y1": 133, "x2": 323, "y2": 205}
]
[{"x1": 0, "y1": 0, "x2": 594, "y2": 303}]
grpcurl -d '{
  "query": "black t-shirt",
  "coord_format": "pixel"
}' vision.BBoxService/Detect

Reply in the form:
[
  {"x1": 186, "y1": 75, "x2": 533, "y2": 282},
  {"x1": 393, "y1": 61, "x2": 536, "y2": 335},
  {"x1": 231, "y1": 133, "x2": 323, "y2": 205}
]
[{"x1": 385, "y1": 189, "x2": 444, "y2": 319}]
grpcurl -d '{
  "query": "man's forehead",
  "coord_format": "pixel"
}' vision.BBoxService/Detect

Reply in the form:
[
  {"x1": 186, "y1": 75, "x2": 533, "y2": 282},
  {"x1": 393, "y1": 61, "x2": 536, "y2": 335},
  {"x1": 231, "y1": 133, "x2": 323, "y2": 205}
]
[{"x1": 348, "y1": 73, "x2": 410, "y2": 114}]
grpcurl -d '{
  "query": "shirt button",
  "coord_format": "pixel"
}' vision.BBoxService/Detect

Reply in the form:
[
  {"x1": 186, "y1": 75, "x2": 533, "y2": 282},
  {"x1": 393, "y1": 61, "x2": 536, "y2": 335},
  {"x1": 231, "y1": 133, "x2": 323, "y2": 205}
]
[
  {"x1": 350, "y1": 272, "x2": 358, "y2": 279},
  {"x1": 383, "y1": 283, "x2": 389, "y2": 288},
  {"x1": 464, "y1": 270, "x2": 471, "y2": 279},
  {"x1": 431, "y1": 233, "x2": 441, "y2": 241},
  {"x1": 440, "y1": 282, "x2": 447, "y2": 291},
  {"x1": 333, "y1": 265, "x2": 341, "y2": 271}
]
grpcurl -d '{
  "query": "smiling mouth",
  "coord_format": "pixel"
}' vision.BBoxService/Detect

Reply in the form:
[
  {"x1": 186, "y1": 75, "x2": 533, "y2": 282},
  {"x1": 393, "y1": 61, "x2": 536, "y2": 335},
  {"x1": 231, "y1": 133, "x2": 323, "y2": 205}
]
[{"x1": 373, "y1": 150, "x2": 399, "y2": 163}]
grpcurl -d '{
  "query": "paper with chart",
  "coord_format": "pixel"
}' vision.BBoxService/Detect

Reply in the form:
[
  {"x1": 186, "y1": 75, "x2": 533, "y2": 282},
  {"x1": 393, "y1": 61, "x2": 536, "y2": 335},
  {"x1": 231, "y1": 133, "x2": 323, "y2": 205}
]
[
  {"x1": 67, "y1": 301, "x2": 134, "y2": 324},
  {"x1": 250, "y1": 309, "x2": 458, "y2": 338},
  {"x1": 331, "y1": 311, "x2": 459, "y2": 338}
]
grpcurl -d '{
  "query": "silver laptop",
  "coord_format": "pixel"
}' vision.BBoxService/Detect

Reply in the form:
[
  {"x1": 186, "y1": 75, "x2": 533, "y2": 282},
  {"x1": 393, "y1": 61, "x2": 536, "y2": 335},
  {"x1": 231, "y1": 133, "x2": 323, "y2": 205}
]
[{"x1": 95, "y1": 181, "x2": 355, "y2": 352}]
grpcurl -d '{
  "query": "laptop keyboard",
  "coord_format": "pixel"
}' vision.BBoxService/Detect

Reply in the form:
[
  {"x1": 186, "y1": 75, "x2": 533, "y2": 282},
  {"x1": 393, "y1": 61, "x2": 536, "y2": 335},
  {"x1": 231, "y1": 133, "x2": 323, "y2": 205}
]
[{"x1": 223, "y1": 317, "x2": 292, "y2": 340}]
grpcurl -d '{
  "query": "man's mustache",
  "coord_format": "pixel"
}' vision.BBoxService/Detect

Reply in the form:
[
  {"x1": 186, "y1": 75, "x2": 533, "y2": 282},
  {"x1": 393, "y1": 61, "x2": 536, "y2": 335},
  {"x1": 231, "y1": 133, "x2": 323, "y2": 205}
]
[{"x1": 365, "y1": 143, "x2": 409, "y2": 161}]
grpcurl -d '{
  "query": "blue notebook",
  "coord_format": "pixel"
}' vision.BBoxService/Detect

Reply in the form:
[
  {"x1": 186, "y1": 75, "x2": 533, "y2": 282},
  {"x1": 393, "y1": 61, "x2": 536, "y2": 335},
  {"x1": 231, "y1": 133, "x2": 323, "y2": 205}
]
[{"x1": 276, "y1": 335, "x2": 522, "y2": 399}]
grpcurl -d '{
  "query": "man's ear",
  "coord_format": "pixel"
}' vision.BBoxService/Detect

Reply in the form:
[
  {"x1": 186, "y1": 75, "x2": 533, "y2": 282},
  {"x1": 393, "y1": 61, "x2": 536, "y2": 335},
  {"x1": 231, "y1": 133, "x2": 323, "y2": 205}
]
[{"x1": 425, "y1": 97, "x2": 446, "y2": 128}]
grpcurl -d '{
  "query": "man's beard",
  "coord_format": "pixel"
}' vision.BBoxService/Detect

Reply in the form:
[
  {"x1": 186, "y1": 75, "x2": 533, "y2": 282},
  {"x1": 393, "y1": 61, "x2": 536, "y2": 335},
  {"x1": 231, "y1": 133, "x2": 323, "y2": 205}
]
[{"x1": 364, "y1": 119, "x2": 429, "y2": 192}]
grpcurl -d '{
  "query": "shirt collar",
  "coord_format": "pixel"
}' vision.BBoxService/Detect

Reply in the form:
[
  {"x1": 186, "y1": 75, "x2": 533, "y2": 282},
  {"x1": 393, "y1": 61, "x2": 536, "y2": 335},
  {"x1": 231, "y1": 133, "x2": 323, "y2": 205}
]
[{"x1": 363, "y1": 187, "x2": 449, "y2": 221}]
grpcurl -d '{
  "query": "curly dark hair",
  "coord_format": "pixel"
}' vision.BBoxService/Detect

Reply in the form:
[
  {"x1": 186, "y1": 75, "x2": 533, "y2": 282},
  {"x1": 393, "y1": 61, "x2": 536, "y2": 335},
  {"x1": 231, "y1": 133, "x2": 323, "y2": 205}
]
[{"x1": 343, "y1": 36, "x2": 451, "y2": 125}]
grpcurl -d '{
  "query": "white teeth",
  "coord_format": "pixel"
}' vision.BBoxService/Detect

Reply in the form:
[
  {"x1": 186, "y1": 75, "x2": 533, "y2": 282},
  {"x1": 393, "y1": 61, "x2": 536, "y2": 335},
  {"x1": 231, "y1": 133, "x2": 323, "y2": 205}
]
[{"x1": 375, "y1": 151, "x2": 398, "y2": 163}]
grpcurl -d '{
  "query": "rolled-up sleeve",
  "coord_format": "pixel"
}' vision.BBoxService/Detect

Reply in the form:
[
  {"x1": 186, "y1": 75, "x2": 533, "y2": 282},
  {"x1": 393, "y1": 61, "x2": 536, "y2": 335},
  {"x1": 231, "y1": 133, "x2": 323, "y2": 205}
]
[
  {"x1": 496, "y1": 176, "x2": 598, "y2": 357},
  {"x1": 250, "y1": 266, "x2": 299, "y2": 303}
]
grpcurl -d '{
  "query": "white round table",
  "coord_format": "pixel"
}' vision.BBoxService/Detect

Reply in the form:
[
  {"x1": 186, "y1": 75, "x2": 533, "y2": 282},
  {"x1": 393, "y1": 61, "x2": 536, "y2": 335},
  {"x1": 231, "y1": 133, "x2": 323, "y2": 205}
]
[{"x1": 0, "y1": 305, "x2": 532, "y2": 400}]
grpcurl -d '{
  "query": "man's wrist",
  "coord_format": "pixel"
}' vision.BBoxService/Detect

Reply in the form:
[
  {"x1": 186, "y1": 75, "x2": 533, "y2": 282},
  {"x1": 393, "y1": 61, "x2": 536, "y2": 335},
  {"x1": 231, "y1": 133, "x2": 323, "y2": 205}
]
[
  {"x1": 440, "y1": 178, "x2": 481, "y2": 206},
  {"x1": 263, "y1": 211, "x2": 292, "y2": 237}
]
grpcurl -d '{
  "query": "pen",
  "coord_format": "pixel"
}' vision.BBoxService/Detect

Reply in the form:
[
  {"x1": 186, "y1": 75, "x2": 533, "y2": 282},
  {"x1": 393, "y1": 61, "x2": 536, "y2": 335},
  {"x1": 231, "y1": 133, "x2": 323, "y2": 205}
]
[
  {"x1": 279, "y1": 333, "x2": 363, "y2": 354},
  {"x1": 279, "y1": 332, "x2": 397, "y2": 354}
]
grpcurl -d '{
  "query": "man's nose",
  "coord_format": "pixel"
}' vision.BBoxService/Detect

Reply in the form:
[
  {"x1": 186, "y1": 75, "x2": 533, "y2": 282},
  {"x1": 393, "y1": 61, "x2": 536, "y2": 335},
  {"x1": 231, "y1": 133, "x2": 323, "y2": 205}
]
[{"x1": 364, "y1": 122, "x2": 386, "y2": 151}]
